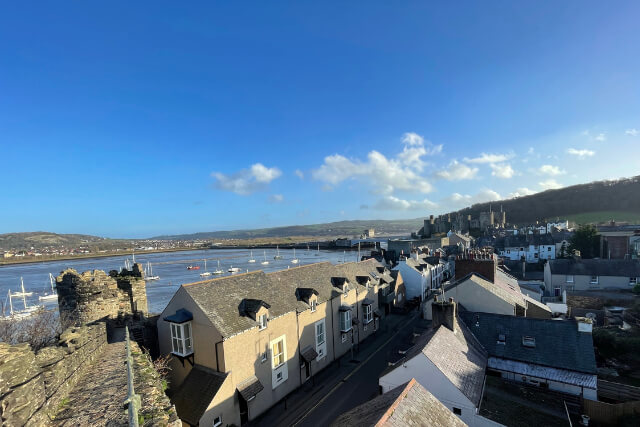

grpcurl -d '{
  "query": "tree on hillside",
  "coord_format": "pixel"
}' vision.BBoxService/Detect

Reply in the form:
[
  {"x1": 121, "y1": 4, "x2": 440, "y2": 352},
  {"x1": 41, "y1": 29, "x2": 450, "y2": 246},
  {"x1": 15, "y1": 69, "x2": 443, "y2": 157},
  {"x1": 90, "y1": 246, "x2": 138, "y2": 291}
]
[{"x1": 569, "y1": 224, "x2": 600, "y2": 258}]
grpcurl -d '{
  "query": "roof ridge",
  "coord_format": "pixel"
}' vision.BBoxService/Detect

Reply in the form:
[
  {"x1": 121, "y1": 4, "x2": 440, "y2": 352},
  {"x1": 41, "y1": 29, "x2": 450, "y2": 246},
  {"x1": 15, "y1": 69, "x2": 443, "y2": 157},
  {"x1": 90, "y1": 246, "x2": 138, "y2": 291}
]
[
  {"x1": 376, "y1": 379, "x2": 417, "y2": 426},
  {"x1": 183, "y1": 270, "x2": 263, "y2": 287}
]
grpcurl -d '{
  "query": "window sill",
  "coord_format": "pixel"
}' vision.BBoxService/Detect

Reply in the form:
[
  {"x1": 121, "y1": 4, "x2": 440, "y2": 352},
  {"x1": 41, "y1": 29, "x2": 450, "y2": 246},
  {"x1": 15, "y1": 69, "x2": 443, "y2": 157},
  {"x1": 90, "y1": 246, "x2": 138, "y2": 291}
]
[
  {"x1": 171, "y1": 350, "x2": 194, "y2": 358},
  {"x1": 363, "y1": 319, "x2": 373, "y2": 325},
  {"x1": 340, "y1": 328, "x2": 352, "y2": 333}
]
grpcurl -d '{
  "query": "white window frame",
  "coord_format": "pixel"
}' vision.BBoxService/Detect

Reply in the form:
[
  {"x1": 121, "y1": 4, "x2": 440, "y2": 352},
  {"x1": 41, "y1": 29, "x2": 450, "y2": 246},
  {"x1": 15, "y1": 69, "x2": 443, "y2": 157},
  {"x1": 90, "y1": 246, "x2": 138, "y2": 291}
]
[
  {"x1": 170, "y1": 321, "x2": 193, "y2": 357},
  {"x1": 315, "y1": 319, "x2": 326, "y2": 360},
  {"x1": 341, "y1": 333, "x2": 347, "y2": 343},
  {"x1": 269, "y1": 335, "x2": 288, "y2": 388},
  {"x1": 258, "y1": 313, "x2": 268, "y2": 330},
  {"x1": 339, "y1": 310, "x2": 352, "y2": 332},
  {"x1": 630, "y1": 277, "x2": 638, "y2": 286},
  {"x1": 213, "y1": 415, "x2": 222, "y2": 427},
  {"x1": 566, "y1": 275, "x2": 574, "y2": 283},
  {"x1": 590, "y1": 275, "x2": 599, "y2": 285},
  {"x1": 310, "y1": 299, "x2": 317, "y2": 312},
  {"x1": 363, "y1": 304, "x2": 373, "y2": 324}
]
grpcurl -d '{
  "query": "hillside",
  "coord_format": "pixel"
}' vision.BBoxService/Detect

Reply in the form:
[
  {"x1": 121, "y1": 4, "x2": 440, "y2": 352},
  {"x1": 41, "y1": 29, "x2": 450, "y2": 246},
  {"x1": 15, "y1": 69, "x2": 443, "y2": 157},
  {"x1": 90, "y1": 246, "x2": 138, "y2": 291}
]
[
  {"x1": 152, "y1": 218, "x2": 423, "y2": 241},
  {"x1": 449, "y1": 176, "x2": 640, "y2": 226},
  {"x1": 0, "y1": 232, "x2": 124, "y2": 251}
]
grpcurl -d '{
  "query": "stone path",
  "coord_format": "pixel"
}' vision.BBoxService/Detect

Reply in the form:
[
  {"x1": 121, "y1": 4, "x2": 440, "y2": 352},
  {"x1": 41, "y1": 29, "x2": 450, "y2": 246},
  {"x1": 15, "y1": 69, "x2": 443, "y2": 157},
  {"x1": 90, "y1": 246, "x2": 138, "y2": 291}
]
[{"x1": 52, "y1": 333, "x2": 128, "y2": 426}]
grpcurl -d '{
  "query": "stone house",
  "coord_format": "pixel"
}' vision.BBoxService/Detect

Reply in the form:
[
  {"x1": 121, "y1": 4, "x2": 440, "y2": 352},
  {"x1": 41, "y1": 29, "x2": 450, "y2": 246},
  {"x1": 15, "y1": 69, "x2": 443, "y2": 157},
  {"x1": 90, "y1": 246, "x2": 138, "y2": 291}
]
[
  {"x1": 158, "y1": 260, "x2": 399, "y2": 426},
  {"x1": 544, "y1": 258, "x2": 640, "y2": 293}
]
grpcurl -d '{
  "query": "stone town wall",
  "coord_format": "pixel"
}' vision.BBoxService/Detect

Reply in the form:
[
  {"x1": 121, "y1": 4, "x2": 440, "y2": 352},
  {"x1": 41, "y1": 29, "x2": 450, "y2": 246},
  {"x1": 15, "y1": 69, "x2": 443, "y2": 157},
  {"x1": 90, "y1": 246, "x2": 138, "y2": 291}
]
[
  {"x1": 0, "y1": 323, "x2": 107, "y2": 426},
  {"x1": 56, "y1": 263, "x2": 148, "y2": 325}
]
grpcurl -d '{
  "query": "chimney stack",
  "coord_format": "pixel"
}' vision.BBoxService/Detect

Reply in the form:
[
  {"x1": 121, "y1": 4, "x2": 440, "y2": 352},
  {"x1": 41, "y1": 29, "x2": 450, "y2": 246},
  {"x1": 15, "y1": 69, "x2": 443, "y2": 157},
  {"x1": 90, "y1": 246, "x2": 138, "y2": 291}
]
[{"x1": 432, "y1": 298, "x2": 457, "y2": 331}]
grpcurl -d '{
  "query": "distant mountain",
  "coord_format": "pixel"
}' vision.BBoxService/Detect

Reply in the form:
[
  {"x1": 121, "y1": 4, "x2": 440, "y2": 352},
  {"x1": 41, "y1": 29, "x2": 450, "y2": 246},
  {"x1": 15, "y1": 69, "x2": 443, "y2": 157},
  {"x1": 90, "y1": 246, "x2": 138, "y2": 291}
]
[
  {"x1": 0, "y1": 232, "x2": 123, "y2": 251},
  {"x1": 448, "y1": 175, "x2": 640, "y2": 225},
  {"x1": 152, "y1": 218, "x2": 424, "y2": 241}
]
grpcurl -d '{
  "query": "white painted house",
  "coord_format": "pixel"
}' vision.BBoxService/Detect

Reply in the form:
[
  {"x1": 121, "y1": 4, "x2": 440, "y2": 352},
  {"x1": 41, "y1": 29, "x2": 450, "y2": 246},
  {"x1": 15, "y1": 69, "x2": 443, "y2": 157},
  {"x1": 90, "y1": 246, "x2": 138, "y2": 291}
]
[
  {"x1": 380, "y1": 302, "x2": 498, "y2": 427},
  {"x1": 547, "y1": 220, "x2": 569, "y2": 233},
  {"x1": 392, "y1": 253, "x2": 444, "y2": 301},
  {"x1": 499, "y1": 235, "x2": 556, "y2": 262}
]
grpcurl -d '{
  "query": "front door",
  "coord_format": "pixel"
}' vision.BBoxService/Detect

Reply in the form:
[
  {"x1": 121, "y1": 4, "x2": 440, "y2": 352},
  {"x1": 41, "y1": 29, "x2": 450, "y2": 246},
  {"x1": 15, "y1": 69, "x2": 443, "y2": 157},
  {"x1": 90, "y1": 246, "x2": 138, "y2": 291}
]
[
  {"x1": 304, "y1": 361, "x2": 311, "y2": 379},
  {"x1": 239, "y1": 393, "x2": 248, "y2": 425}
]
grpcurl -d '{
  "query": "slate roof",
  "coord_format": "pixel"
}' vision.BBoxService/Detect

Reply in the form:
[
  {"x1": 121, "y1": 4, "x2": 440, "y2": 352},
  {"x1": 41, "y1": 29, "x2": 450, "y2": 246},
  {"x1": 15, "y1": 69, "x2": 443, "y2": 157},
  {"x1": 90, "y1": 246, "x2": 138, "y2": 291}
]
[
  {"x1": 444, "y1": 271, "x2": 526, "y2": 309},
  {"x1": 181, "y1": 260, "x2": 388, "y2": 338},
  {"x1": 548, "y1": 259, "x2": 640, "y2": 277},
  {"x1": 331, "y1": 378, "x2": 467, "y2": 427},
  {"x1": 381, "y1": 321, "x2": 487, "y2": 407},
  {"x1": 237, "y1": 375, "x2": 264, "y2": 401},
  {"x1": 301, "y1": 346, "x2": 318, "y2": 363},
  {"x1": 459, "y1": 311, "x2": 597, "y2": 374},
  {"x1": 163, "y1": 308, "x2": 193, "y2": 323},
  {"x1": 172, "y1": 365, "x2": 227, "y2": 426}
]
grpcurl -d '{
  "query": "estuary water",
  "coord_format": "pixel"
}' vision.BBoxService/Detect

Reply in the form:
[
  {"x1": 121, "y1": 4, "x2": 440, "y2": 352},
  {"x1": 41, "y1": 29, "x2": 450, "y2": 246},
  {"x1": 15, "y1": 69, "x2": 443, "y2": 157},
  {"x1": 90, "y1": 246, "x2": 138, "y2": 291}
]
[{"x1": 0, "y1": 248, "x2": 368, "y2": 314}]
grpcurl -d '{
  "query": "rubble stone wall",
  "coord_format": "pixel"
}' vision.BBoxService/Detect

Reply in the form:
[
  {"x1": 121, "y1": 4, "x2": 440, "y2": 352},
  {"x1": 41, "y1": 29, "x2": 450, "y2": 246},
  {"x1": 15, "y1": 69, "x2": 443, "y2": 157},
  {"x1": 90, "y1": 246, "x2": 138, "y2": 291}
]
[
  {"x1": 56, "y1": 263, "x2": 148, "y2": 325},
  {"x1": 0, "y1": 323, "x2": 107, "y2": 426}
]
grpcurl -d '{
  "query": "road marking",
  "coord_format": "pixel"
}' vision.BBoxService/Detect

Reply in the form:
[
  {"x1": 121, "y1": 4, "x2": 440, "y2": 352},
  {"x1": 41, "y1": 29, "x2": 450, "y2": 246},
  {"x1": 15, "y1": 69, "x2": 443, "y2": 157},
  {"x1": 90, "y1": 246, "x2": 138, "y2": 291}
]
[{"x1": 292, "y1": 313, "x2": 419, "y2": 426}]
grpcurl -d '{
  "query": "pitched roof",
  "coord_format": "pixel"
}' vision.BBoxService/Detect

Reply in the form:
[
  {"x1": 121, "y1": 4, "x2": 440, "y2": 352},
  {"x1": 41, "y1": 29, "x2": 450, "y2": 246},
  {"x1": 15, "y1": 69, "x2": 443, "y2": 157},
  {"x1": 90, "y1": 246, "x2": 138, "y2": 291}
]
[
  {"x1": 445, "y1": 270, "x2": 526, "y2": 309},
  {"x1": 180, "y1": 260, "x2": 388, "y2": 338},
  {"x1": 381, "y1": 321, "x2": 487, "y2": 407},
  {"x1": 331, "y1": 378, "x2": 467, "y2": 427},
  {"x1": 421, "y1": 323, "x2": 487, "y2": 406},
  {"x1": 548, "y1": 259, "x2": 640, "y2": 277},
  {"x1": 172, "y1": 365, "x2": 227, "y2": 426},
  {"x1": 459, "y1": 311, "x2": 596, "y2": 374}
]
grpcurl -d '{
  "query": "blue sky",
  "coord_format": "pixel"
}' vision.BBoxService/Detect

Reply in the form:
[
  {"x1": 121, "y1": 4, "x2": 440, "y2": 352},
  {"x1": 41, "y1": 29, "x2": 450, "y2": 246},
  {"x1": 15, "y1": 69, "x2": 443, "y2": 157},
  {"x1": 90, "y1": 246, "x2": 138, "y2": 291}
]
[{"x1": 1, "y1": 1, "x2": 639, "y2": 238}]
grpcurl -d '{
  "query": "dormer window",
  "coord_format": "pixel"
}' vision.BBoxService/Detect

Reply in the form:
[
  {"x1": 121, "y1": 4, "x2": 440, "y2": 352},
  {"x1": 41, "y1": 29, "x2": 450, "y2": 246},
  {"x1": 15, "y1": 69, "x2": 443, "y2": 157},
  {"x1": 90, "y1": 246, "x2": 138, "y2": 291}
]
[
  {"x1": 343, "y1": 284, "x2": 349, "y2": 296},
  {"x1": 522, "y1": 336, "x2": 536, "y2": 348},
  {"x1": 310, "y1": 299, "x2": 317, "y2": 312},
  {"x1": 258, "y1": 314, "x2": 268, "y2": 330},
  {"x1": 590, "y1": 276, "x2": 599, "y2": 285}
]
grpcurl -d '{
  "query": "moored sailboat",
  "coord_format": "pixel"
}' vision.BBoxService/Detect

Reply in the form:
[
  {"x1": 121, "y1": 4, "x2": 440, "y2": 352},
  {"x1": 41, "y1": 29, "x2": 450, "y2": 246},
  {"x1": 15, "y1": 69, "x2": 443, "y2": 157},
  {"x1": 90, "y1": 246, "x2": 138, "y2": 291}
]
[{"x1": 39, "y1": 273, "x2": 58, "y2": 301}]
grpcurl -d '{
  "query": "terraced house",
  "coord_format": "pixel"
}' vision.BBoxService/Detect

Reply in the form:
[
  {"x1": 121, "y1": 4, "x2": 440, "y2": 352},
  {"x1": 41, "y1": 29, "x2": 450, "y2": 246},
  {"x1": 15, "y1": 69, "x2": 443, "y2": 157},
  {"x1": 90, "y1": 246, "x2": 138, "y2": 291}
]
[{"x1": 157, "y1": 260, "x2": 401, "y2": 426}]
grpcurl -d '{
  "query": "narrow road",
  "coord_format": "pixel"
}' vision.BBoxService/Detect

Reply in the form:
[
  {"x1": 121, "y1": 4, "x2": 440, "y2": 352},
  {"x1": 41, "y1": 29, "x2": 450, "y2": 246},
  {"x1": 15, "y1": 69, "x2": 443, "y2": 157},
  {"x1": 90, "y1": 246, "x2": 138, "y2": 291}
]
[{"x1": 294, "y1": 315, "x2": 423, "y2": 426}]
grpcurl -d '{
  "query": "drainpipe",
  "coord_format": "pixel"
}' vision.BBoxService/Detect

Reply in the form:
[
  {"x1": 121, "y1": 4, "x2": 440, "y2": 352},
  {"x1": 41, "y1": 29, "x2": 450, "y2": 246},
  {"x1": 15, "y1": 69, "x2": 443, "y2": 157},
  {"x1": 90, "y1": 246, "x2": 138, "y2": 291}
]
[
  {"x1": 214, "y1": 340, "x2": 223, "y2": 372},
  {"x1": 330, "y1": 296, "x2": 336, "y2": 364},
  {"x1": 296, "y1": 311, "x2": 303, "y2": 386}
]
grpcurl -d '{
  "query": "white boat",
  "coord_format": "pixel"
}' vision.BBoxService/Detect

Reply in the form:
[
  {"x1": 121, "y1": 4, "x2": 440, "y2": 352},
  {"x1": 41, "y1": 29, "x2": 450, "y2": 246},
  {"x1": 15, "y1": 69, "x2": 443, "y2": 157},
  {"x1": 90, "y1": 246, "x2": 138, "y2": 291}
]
[
  {"x1": 261, "y1": 250, "x2": 269, "y2": 265},
  {"x1": 248, "y1": 251, "x2": 256, "y2": 263},
  {"x1": 145, "y1": 262, "x2": 160, "y2": 280},
  {"x1": 39, "y1": 273, "x2": 58, "y2": 301},
  {"x1": 12, "y1": 277, "x2": 33, "y2": 297},
  {"x1": 4, "y1": 287, "x2": 40, "y2": 319},
  {"x1": 315, "y1": 243, "x2": 320, "y2": 256},
  {"x1": 291, "y1": 248, "x2": 299, "y2": 264},
  {"x1": 213, "y1": 260, "x2": 224, "y2": 275},
  {"x1": 228, "y1": 266, "x2": 240, "y2": 273},
  {"x1": 200, "y1": 259, "x2": 212, "y2": 277},
  {"x1": 274, "y1": 246, "x2": 282, "y2": 260}
]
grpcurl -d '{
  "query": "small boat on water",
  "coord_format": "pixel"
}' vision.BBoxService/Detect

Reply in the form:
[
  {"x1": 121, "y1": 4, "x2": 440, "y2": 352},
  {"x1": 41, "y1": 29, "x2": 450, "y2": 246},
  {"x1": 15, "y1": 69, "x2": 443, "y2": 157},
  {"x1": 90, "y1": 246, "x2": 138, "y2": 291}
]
[
  {"x1": 187, "y1": 265, "x2": 200, "y2": 270},
  {"x1": 315, "y1": 243, "x2": 320, "y2": 256},
  {"x1": 39, "y1": 273, "x2": 58, "y2": 301},
  {"x1": 213, "y1": 260, "x2": 223, "y2": 275},
  {"x1": 145, "y1": 262, "x2": 160, "y2": 280},
  {"x1": 200, "y1": 259, "x2": 212, "y2": 277},
  {"x1": 228, "y1": 266, "x2": 240, "y2": 273},
  {"x1": 261, "y1": 250, "x2": 269, "y2": 265},
  {"x1": 248, "y1": 250, "x2": 256, "y2": 263},
  {"x1": 274, "y1": 246, "x2": 282, "y2": 260},
  {"x1": 12, "y1": 277, "x2": 33, "y2": 297},
  {"x1": 291, "y1": 248, "x2": 299, "y2": 264},
  {"x1": 4, "y1": 287, "x2": 41, "y2": 319}
]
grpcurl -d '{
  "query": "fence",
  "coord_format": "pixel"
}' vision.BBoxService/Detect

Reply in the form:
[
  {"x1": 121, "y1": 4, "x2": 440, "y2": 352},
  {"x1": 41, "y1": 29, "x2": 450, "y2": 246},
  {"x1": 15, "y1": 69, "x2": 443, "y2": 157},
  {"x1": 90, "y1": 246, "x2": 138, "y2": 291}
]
[
  {"x1": 124, "y1": 327, "x2": 142, "y2": 427},
  {"x1": 598, "y1": 379, "x2": 640, "y2": 402},
  {"x1": 584, "y1": 398, "x2": 640, "y2": 425}
]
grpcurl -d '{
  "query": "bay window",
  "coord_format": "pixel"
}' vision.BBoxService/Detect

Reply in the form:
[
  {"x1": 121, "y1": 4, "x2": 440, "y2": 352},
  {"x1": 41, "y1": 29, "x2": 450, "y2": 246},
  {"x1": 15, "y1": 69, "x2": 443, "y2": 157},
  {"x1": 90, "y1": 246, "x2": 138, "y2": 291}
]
[{"x1": 170, "y1": 322, "x2": 193, "y2": 357}]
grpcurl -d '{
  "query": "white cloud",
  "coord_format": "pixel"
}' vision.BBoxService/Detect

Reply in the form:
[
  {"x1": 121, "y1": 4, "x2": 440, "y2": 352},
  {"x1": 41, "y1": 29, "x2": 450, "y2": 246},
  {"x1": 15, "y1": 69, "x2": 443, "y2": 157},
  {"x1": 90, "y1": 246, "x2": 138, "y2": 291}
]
[
  {"x1": 566, "y1": 148, "x2": 595, "y2": 158},
  {"x1": 490, "y1": 163, "x2": 515, "y2": 179},
  {"x1": 435, "y1": 160, "x2": 478, "y2": 181},
  {"x1": 626, "y1": 128, "x2": 638, "y2": 136},
  {"x1": 594, "y1": 133, "x2": 606, "y2": 142},
  {"x1": 312, "y1": 132, "x2": 440, "y2": 194},
  {"x1": 294, "y1": 169, "x2": 304, "y2": 179},
  {"x1": 212, "y1": 163, "x2": 282, "y2": 195},
  {"x1": 268, "y1": 194, "x2": 284, "y2": 203},
  {"x1": 373, "y1": 195, "x2": 437, "y2": 211},
  {"x1": 509, "y1": 187, "x2": 536, "y2": 198},
  {"x1": 539, "y1": 179, "x2": 562, "y2": 190},
  {"x1": 538, "y1": 164, "x2": 566, "y2": 176},
  {"x1": 463, "y1": 153, "x2": 513, "y2": 164},
  {"x1": 445, "y1": 189, "x2": 502, "y2": 208}
]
